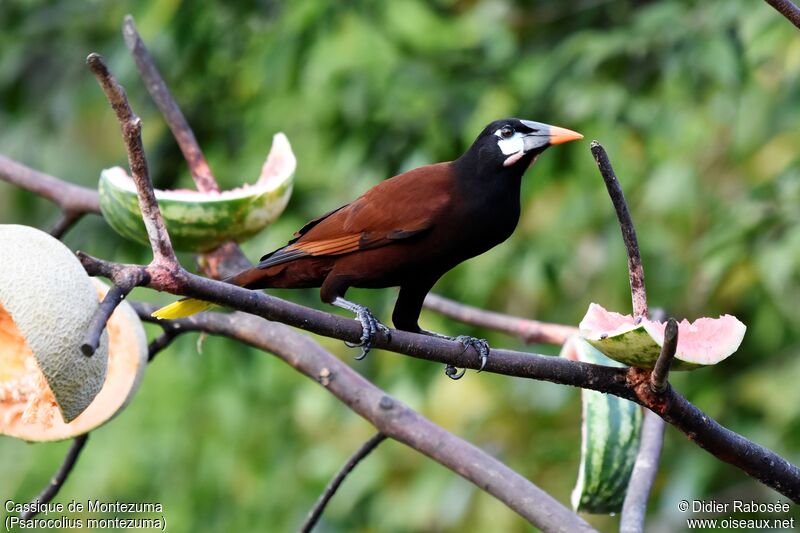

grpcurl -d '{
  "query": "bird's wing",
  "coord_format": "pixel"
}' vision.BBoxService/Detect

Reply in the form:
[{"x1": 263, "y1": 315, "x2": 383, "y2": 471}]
[{"x1": 257, "y1": 163, "x2": 452, "y2": 269}]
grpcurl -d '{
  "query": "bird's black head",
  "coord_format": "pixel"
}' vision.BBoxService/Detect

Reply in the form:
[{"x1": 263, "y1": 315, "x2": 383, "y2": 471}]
[{"x1": 455, "y1": 118, "x2": 583, "y2": 178}]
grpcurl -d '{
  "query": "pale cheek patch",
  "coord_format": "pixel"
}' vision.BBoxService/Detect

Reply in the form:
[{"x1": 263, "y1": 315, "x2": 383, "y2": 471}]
[
  {"x1": 503, "y1": 152, "x2": 525, "y2": 167},
  {"x1": 497, "y1": 135, "x2": 524, "y2": 156}
]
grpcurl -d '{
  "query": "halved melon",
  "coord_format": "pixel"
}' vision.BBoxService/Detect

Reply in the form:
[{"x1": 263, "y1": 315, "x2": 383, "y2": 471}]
[
  {"x1": 99, "y1": 132, "x2": 296, "y2": 252},
  {"x1": 0, "y1": 225, "x2": 147, "y2": 441},
  {"x1": 579, "y1": 303, "x2": 746, "y2": 370}
]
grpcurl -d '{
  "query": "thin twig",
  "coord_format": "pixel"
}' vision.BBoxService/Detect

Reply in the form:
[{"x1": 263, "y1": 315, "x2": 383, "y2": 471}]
[
  {"x1": 20, "y1": 434, "x2": 89, "y2": 520},
  {"x1": 48, "y1": 211, "x2": 83, "y2": 239},
  {"x1": 147, "y1": 326, "x2": 182, "y2": 362},
  {"x1": 650, "y1": 318, "x2": 678, "y2": 393},
  {"x1": 590, "y1": 141, "x2": 647, "y2": 318},
  {"x1": 80, "y1": 275, "x2": 142, "y2": 356},
  {"x1": 0, "y1": 154, "x2": 100, "y2": 214},
  {"x1": 619, "y1": 411, "x2": 666, "y2": 533},
  {"x1": 300, "y1": 432, "x2": 388, "y2": 533},
  {"x1": 86, "y1": 53, "x2": 177, "y2": 266},
  {"x1": 122, "y1": 15, "x2": 219, "y2": 193},
  {"x1": 764, "y1": 0, "x2": 800, "y2": 29},
  {"x1": 423, "y1": 293, "x2": 577, "y2": 345}
]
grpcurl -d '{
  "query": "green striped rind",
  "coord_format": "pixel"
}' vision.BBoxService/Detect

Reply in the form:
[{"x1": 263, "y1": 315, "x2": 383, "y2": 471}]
[
  {"x1": 584, "y1": 327, "x2": 699, "y2": 371},
  {"x1": 98, "y1": 134, "x2": 295, "y2": 252},
  {"x1": 562, "y1": 337, "x2": 642, "y2": 514}
]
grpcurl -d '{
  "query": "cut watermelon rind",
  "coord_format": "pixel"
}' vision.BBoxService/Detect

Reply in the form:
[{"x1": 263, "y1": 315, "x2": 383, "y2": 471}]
[
  {"x1": 579, "y1": 303, "x2": 746, "y2": 369},
  {"x1": 99, "y1": 133, "x2": 295, "y2": 252},
  {"x1": 562, "y1": 337, "x2": 641, "y2": 514}
]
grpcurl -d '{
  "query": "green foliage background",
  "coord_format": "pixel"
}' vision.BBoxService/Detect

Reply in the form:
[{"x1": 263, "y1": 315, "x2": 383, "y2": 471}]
[{"x1": 1, "y1": 0, "x2": 799, "y2": 530}]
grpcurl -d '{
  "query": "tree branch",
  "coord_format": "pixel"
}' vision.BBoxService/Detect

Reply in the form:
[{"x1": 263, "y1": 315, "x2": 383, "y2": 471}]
[
  {"x1": 650, "y1": 318, "x2": 678, "y2": 393},
  {"x1": 764, "y1": 0, "x2": 800, "y2": 29},
  {"x1": 621, "y1": 320, "x2": 676, "y2": 530},
  {"x1": 300, "y1": 432, "x2": 387, "y2": 532},
  {"x1": 0, "y1": 154, "x2": 100, "y2": 215},
  {"x1": 48, "y1": 210, "x2": 84, "y2": 239},
  {"x1": 0, "y1": 154, "x2": 99, "y2": 239},
  {"x1": 147, "y1": 326, "x2": 183, "y2": 362},
  {"x1": 590, "y1": 141, "x2": 647, "y2": 318},
  {"x1": 86, "y1": 53, "x2": 177, "y2": 267},
  {"x1": 115, "y1": 272, "x2": 800, "y2": 502},
  {"x1": 80, "y1": 269, "x2": 148, "y2": 356},
  {"x1": 20, "y1": 434, "x2": 89, "y2": 520},
  {"x1": 119, "y1": 20, "x2": 253, "y2": 274},
  {"x1": 592, "y1": 140, "x2": 660, "y2": 529},
  {"x1": 619, "y1": 410, "x2": 666, "y2": 533},
  {"x1": 121, "y1": 15, "x2": 219, "y2": 193},
  {"x1": 422, "y1": 293, "x2": 577, "y2": 345},
  {"x1": 130, "y1": 304, "x2": 596, "y2": 532}
]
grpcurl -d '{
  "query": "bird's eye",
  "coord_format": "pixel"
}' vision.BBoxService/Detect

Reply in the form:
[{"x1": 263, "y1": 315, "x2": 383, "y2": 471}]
[{"x1": 500, "y1": 126, "x2": 514, "y2": 138}]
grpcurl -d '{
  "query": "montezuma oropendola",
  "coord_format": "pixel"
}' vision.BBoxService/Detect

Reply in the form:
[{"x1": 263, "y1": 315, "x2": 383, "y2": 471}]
[{"x1": 154, "y1": 118, "x2": 583, "y2": 378}]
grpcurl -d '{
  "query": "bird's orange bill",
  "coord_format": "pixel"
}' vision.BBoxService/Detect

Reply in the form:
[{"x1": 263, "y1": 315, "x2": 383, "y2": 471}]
[{"x1": 548, "y1": 125, "x2": 584, "y2": 145}]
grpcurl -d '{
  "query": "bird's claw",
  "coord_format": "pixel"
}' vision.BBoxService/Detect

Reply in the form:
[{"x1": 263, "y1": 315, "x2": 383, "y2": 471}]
[
  {"x1": 444, "y1": 365, "x2": 466, "y2": 380},
  {"x1": 440, "y1": 335, "x2": 490, "y2": 380},
  {"x1": 346, "y1": 305, "x2": 390, "y2": 360},
  {"x1": 454, "y1": 335, "x2": 490, "y2": 372}
]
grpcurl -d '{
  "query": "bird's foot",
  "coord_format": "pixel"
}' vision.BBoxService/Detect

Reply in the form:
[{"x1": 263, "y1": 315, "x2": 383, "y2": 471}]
[
  {"x1": 333, "y1": 297, "x2": 390, "y2": 360},
  {"x1": 422, "y1": 330, "x2": 490, "y2": 380},
  {"x1": 454, "y1": 335, "x2": 490, "y2": 372}
]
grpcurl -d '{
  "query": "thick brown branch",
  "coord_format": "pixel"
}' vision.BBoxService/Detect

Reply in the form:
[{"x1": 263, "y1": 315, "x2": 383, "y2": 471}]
[
  {"x1": 300, "y1": 432, "x2": 387, "y2": 532},
  {"x1": 423, "y1": 293, "x2": 577, "y2": 345},
  {"x1": 20, "y1": 434, "x2": 89, "y2": 520},
  {"x1": 86, "y1": 53, "x2": 177, "y2": 266},
  {"x1": 0, "y1": 154, "x2": 100, "y2": 214},
  {"x1": 115, "y1": 274, "x2": 800, "y2": 502},
  {"x1": 131, "y1": 305, "x2": 595, "y2": 532},
  {"x1": 89, "y1": 256, "x2": 632, "y2": 396},
  {"x1": 122, "y1": 15, "x2": 219, "y2": 193},
  {"x1": 654, "y1": 377, "x2": 799, "y2": 501},
  {"x1": 765, "y1": 0, "x2": 800, "y2": 29},
  {"x1": 590, "y1": 141, "x2": 647, "y2": 318}
]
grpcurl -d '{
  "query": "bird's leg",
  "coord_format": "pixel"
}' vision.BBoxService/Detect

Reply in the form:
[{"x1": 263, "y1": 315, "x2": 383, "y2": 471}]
[
  {"x1": 421, "y1": 330, "x2": 490, "y2": 380},
  {"x1": 333, "y1": 297, "x2": 391, "y2": 360}
]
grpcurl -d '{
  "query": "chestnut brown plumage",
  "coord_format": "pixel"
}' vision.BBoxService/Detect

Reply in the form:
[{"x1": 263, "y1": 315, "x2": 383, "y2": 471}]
[{"x1": 154, "y1": 118, "x2": 583, "y2": 376}]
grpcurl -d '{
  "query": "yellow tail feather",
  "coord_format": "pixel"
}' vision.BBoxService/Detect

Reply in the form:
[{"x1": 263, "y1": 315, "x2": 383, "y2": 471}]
[{"x1": 152, "y1": 298, "x2": 215, "y2": 320}]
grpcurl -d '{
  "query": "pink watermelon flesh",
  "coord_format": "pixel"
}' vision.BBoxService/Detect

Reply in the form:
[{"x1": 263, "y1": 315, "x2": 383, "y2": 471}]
[{"x1": 579, "y1": 303, "x2": 746, "y2": 369}]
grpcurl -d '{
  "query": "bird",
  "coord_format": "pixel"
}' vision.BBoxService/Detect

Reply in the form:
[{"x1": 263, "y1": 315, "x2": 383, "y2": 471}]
[{"x1": 153, "y1": 118, "x2": 583, "y2": 378}]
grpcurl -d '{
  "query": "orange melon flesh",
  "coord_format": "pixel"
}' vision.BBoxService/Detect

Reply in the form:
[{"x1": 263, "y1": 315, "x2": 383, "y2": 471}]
[
  {"x1": 0, "y1": 281, "x2": 147, "y2": 442},
  {"x1": 0, "y1": 303, "x2": 60, "y2": 431}
]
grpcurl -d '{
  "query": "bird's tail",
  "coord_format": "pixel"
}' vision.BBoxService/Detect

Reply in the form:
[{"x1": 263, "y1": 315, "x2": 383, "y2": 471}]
[{"x1": 151, "y1": 298, "x2": 215, "y2": 320}]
